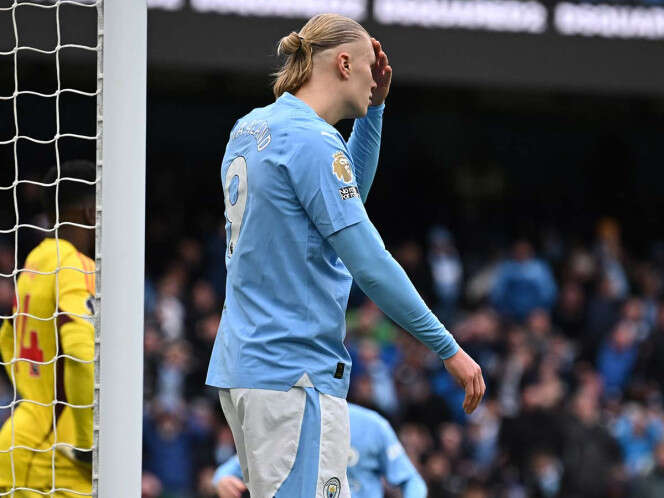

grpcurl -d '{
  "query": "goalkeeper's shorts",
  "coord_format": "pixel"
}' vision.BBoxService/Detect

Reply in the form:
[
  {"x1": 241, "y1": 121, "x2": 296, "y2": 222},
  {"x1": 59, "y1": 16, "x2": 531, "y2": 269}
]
[{"x1": 218, "y1": 379, "x2": 350, "y2": 498}]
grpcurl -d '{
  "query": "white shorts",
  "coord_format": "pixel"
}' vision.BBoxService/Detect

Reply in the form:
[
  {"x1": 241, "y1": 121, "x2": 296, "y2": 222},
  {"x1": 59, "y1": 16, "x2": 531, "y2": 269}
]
[{"x1": 218, "y1": 382, "x2": 350, "y2": 498}]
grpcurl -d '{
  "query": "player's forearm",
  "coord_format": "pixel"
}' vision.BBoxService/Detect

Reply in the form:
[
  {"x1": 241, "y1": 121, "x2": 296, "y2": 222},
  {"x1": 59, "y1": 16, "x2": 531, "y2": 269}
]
[
  {"x1": 212, "y1": 455, "x2": 243, "y2": 485},
  {"x1": 347, "y1": 104, "x2": 384, "y2": 202},
  {"x1": 400, "y1": 474, "x2": 428, "y2": 498},
  {"x1": 328, "y1": 220, "x2": 459, "y2": 360},
  {"x1": 60, "y1": 320, "x2": 94, "y2": 449}
]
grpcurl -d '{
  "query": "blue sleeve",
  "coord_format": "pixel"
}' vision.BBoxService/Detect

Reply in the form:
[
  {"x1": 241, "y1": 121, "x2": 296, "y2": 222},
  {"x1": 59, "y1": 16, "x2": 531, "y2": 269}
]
[
  {"x1": 211, "y1": 455, "x2": 243, "y2": 486},
  {"x1": 401, "y1": 474, "x2": 428, "y2": 498},
  {"x1": 374, "y1": 415, "x2": 421, "y2": 488},
  {"x1": 287, "y1": 129, "x2": 366, "y2": 238},
  {"x1": 347, "y1": 104, "x2": 384, "y2": 202},
  {"x1": 327, "y1": 220, "x2": 459, "y2": 360}
]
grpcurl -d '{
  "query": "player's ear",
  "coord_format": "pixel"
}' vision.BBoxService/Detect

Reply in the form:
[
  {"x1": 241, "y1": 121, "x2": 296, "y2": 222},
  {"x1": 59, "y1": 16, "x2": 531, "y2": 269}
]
[{"x1": 336, "y1": 52, "x2": 351, "y2": 80}]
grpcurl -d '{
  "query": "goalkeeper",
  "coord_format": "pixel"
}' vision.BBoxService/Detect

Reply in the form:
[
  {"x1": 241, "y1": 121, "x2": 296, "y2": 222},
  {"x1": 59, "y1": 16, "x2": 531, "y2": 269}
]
[{"x1": 0, "y1": 160, "x2": 96, "y2": 497}]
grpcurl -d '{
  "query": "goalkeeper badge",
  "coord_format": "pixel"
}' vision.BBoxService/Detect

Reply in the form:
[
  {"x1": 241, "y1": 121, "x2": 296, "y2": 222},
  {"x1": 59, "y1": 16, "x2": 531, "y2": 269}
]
[{"x1": 324, "y1": 477, "x2": 341, "y2": 498}]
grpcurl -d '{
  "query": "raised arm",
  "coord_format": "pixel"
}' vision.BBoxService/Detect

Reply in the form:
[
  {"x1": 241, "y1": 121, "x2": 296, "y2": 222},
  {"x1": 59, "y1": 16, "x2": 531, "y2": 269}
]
[
  {"x1": 347, "y1": 104, "x2": 384, "y2": 202},
  {"x1": 347, "y1": 38, "x2": 391, "y2": 202},
  {"x1": 328, "y1": 220, "x2": 485, "y2": 414}
]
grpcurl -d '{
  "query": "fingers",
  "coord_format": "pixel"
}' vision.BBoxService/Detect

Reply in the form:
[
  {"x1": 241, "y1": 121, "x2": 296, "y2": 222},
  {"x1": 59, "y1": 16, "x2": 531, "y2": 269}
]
[
  {"x1": 462, "y1": 375, "x2": 476, "y2": 414},
  {"x1": 464, "y1": 368, "x2": 486, "y2": 414},
  {"x1": 371, "y1": 37, "x2": 389, "y2": 73},
  {"x1": 380, "y1": 50, "x2": 389, "y2": 70},
  {"x1": 217, "y1": 477, "x2": 246, "y2": 498}
]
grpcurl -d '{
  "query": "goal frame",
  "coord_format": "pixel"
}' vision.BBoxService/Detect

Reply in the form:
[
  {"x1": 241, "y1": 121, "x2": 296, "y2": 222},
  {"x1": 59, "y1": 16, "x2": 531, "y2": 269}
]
[{"x1": 96, "y1": 1, "x2": 146, "y2": 497}]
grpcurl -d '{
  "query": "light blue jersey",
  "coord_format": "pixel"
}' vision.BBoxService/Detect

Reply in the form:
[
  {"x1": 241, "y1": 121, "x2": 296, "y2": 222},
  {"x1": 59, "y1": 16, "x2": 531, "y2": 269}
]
[
  {"x1": 212, "y1": 403, "x2": 424, "y2": 498},
  {"x1": 346, "y1": 404, "x2": 421, "y2": 497},
  {"x1": 206, "y1": 93, "x2": 374, "y2": 398}
]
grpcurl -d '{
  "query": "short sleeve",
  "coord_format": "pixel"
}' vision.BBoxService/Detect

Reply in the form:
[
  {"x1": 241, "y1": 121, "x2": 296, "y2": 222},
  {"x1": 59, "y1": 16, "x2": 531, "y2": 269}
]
[
  {"x1": 287, "y1": 129, "x2": 367, "y2": 238},
  {"x1": 377, "y1": 416, "x2": 418, "y2": 486}
]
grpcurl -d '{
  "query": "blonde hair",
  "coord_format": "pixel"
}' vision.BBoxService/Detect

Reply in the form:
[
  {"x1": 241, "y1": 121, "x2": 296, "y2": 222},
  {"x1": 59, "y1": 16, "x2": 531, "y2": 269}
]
[{"x1": 273, "y1": 14, "x2": 369, "y2": 99}]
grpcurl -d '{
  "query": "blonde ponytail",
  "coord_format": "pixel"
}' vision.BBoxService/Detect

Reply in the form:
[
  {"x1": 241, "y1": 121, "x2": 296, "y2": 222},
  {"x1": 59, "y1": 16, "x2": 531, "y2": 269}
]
[{"x1": 273, "y1": 14, "x2": 368, "y2": 99}]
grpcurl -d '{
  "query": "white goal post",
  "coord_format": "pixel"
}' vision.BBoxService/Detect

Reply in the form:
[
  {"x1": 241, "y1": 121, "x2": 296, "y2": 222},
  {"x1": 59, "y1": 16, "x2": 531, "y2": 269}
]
[{"x1": 97, "y1": 1, "x2": 146, "y2": 497}]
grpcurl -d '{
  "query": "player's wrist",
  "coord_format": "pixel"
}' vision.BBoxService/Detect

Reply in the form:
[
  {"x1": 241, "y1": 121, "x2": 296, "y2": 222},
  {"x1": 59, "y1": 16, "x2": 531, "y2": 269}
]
[{"x1": 439, "y1": 335, "x2": 460, "y2": 361}]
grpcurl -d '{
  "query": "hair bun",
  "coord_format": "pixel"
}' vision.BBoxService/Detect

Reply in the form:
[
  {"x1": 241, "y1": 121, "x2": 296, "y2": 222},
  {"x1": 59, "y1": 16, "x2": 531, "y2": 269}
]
[{"x1": 278, "y1": 31, "x2": 303, "y2": 56}]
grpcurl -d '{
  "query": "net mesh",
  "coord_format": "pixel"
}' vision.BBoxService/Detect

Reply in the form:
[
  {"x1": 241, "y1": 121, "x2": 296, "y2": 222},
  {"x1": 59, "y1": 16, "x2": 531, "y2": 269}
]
[{"x1": 0, "y1": 0, "x2": 101, "y2": 495}]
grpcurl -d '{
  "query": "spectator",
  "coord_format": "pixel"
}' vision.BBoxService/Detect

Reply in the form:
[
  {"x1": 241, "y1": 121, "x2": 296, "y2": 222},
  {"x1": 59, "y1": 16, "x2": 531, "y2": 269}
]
[
  {"x1": 612, "y1": 404, "x2": 664, "y2": 477},
  {"x1": 490, "y1": 239, "x2": 557, "y2": 322},
  {"x1": 560, "y1": 390, "x2": 622, "y2": 497},
  {"x1": 143, "y1": 401, "x2": 213, "y2": 498},
  {"x1": 428, "y1": 226, "x2": 463, "y2": 325},
  {"x1": 598, "y1": 321, "x2": 639, "y2": 398}
]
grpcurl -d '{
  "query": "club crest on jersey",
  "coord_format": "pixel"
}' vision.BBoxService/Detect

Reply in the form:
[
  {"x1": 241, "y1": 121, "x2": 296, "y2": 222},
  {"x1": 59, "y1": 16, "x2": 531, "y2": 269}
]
[
  {"x1": 332, "y1": 151, "x2": 353, "y2": 183},
  {"x1": 324, "y1": 477, "x2": 341, "y2": 498}
]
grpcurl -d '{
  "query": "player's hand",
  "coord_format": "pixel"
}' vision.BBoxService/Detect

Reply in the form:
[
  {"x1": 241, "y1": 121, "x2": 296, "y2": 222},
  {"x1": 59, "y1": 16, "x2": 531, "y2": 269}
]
[
  {"x1": 370, "y1": 38, "x2": 392, "y2": 106},
  {"x1": 216, "y1": 476, "x2": 247, "y2": 498},
  {"x1": 443, "y1": 347, "x2": 485, "y2": 414}
]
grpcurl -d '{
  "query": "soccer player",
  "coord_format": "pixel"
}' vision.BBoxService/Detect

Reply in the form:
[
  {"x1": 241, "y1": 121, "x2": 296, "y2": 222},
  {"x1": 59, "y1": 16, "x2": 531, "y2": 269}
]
[
  {"x1": 206, "y1": 13, "x2": 485, "y2": 497},
  {"x1": 213, "y1": 403, "x2": 427, "y2": 498},
  {"x1": 0, "y1": 160, "x2": 96, "y2": 497}
]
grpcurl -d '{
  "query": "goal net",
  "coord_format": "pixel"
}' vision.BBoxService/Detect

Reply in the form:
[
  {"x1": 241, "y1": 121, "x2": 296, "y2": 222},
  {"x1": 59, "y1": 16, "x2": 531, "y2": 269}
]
[{"x1": 0, "y1": 1, "x2": 145, "y2": 496}]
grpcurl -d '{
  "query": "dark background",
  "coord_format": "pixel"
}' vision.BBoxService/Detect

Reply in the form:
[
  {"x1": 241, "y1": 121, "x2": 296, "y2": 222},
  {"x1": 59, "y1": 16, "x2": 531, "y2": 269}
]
[{"x1": 2, "y1": 3, "x2": 664, "y2": 267}]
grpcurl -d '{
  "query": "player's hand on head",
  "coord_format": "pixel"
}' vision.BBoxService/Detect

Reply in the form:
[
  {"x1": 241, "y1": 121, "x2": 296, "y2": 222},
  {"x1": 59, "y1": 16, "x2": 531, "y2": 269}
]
[
  {"x1": 216, "y1": 476, "x2": 247, "y2": 498},
  {"x1": 370, "y1": 37, "x2": 392, "y2": 106},
  {"x1": 443, "y1": 347, "x2": 486, "y2": 414}
]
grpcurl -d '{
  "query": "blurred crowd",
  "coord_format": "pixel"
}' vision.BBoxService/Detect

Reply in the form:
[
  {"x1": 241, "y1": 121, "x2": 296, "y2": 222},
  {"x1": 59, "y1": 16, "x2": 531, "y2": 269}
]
[
  {"x1": 136, "y1": 216, "x2": 664, "y2": 498},
  {"x1": 2, "y1": 213, "x2": 664, "y2": 498}
]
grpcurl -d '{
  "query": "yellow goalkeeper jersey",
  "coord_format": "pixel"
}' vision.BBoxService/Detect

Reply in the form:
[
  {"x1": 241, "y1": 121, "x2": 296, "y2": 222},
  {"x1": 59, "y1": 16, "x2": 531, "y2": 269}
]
[{"x1": 0, "y1": 238, "x2": 94, "y2": 494}]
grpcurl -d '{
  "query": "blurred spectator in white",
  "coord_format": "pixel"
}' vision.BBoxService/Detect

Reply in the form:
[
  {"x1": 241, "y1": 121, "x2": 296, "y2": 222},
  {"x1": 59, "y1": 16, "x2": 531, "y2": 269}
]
[
  {"x1": 428, "y1": 226, "x2": 463, "y2": 325},
  {"x1": 156, "y1": 339, "x2": 191, "y2": 410},
  {"x1": 155, "y1": 265, "x2": 187, "y2": 340},
  {"x1": 490, "y1": 239, "x2": 557, "y2": 322},
  {"x1": 498, "y1": 327, "x2": 535, "y2": 417}
]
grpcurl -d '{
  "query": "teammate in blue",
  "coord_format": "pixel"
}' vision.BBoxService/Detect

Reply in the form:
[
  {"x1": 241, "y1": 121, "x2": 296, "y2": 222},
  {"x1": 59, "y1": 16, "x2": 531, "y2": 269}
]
[
  {"x1": 206, "y1": 13, "x2": 485, "y2": 498},
  {"x1": 212, "y1": 403, "x2": 427, "y2": 498}
]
